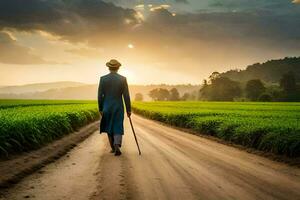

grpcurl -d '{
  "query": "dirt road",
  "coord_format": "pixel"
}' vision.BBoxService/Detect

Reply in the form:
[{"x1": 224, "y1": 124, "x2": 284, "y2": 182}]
[{"x1": 1, "y1": 115, "x2": 300, "y2": 200}]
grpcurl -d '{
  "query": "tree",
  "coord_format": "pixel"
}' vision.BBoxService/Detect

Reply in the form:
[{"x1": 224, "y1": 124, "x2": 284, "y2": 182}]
[
  {"x1": 169, "y1": 88, "x2": 180, "y2": 101},
  {"x1": 280, "y1": 72, "x2": 296, "y2": 93},
  {"x1": 245, "y1": 79, "x2": 266, "y2": 101},
  {"x1": 149, "y1": 88, "x2": 170, "y2": 101},
  {"x1": 134, "y1": 93, "x2": 143, "y2": 101},
  {"x1": 208, "y1": 72, "x2": 220, "y2": 83},
  {"x1": 211, "y1": 77, "x2": 242, "y2": 101},
  {"x1": 199, "y1": 79, "x2": 210, "y2": 100},
  {"x1": 181, "y1": 92, "x2": 190, "y2": 101},
  {"x1": 199, "y1": 77, "x2": 242, "y2": 101}
]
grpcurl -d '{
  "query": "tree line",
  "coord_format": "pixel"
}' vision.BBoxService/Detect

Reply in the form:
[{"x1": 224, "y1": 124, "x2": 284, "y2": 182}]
[
  {"x1": 135, "y1": 71, "x2": 300, "y2": 102},
  {"x1": 135, "y1": 88, "x2": 189, "y2": 101},
  {"x1": 199, "y1": 71, "x2": 299, "y2": 102}
]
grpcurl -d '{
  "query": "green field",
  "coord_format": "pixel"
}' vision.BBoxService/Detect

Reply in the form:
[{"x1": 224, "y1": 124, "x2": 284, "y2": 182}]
[
  {"x1": 0, "y1": 100, "x2": 99, "y2": 157},
  {"x1": 132, "y1": 102, "x2": 300, "y2": 157}
]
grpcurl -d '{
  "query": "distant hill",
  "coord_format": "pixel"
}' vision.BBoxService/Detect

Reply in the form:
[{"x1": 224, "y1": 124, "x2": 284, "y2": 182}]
[
  {"x1": 0, "y1": 83, "x2": 201, "y2": 100},
  {"x1": 0, "y1": 81, "x2": 86, "y2": 94},
  {"x1": 220, "y1": 57, "x2": 300, "y2": 83},
  {"x1": 0, "y1": 85, "x2": 98, "y2": 100}
]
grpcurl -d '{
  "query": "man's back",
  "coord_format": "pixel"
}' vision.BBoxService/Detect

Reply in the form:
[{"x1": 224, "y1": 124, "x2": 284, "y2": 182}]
[
  {"x1": 100, "y1": 72, "x2": 126, "y2": 100},
  {"x1": 98, "y1": 71, "x2": 131, "y2": 128},
  {"x1": 98, "y1": 59, "x2": 131, "y2": 156}
]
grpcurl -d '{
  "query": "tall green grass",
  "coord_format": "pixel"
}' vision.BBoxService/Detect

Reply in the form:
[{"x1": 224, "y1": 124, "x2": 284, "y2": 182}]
[
  {"x1": 0, "y1": 99, "x2": 96, "y2": 109},
  {"x1": 0, "y1": 100, "x2": 99, "y2": 156},
  {"x1": 132, "y1": 102, "x2": 300, "y2": 157}
]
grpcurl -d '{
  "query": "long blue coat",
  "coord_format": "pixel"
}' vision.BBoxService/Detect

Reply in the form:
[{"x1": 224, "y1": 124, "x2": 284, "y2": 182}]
[{"x1": 98, "y1": 72, "x2": 131, "y2": 135}]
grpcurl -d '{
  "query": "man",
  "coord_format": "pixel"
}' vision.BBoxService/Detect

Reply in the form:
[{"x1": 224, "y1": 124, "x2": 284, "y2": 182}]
[{"x1": 98, "y1": 59, "x2": 131, "y2": 156}]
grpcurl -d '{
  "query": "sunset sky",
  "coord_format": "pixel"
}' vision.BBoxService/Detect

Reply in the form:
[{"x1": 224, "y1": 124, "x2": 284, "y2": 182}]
[{"x1": 0, "y1": 0, "x2": 300, "y2": 85}]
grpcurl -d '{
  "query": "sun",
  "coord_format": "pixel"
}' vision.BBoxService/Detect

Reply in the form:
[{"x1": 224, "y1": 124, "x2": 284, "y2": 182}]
[{"x1": 128, "y1": 44, "x2": 134, "y2": 49}]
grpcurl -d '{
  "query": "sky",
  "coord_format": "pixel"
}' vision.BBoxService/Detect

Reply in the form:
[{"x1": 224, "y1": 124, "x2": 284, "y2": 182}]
[{"x1": 0, "y1": 0, "x2": 299, "y2": 86}]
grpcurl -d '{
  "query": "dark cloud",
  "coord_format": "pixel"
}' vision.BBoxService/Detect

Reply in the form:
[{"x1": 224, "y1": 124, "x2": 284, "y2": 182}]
[
  {"x1": 0, "y1": 0, "x2": 299, "y2": 68},
  {"x1": 174, "y1": 0, "x2": 189, "y2": 4},
  {"x1": 0, "y1": 0, "x2": 138, "y2": 43},
  {"x1": 141, "y1": 7, "x2": 300, "y2": 48},
  {"x1": 65, "y1": 47, "x2": 102, "y2": 58},
  {"x1": 0, "y1": 32, "x2": 55, "y2": 65},
  {"x1": 0, "y1": 0, "x2": 299, "y2": 46}
]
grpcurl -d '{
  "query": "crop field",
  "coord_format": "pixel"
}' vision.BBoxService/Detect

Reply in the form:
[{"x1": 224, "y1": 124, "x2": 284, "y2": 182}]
[
  {"x1": 0, "y1": 99, "x2": 96, "y2": 109},
  {"x1": 0, "y1": 100, "x2": 99, "y2": 157},
  {"x1": 132, "y1": 102, "x2": 300, "y2": 157}
]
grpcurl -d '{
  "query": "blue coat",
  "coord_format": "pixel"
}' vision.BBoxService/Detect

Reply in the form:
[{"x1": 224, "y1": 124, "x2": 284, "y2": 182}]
[{"x1": 98, "y1": 72, "x2": 131, "y2": 135}]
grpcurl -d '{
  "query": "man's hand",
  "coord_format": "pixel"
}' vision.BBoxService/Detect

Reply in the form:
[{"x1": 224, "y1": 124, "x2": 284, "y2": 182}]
[
  {"x1": 127, "y1": 112, "x2": 131, "y2": 118},
  {"x1": 100, "y1": 111, "x2": 103, "y2": 116}
]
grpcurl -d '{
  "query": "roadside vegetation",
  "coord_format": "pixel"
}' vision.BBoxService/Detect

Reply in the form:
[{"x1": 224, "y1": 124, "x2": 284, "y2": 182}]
[
  {"x1": 0, "y1": 100, "x2": 99, "y2": 157},
  {"x1": 132, "y1": 101, "x2": 300, "y2": 157}
]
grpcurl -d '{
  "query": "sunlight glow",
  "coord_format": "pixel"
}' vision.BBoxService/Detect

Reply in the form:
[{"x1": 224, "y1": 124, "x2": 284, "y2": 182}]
[
  {"x1": 134, "y1": 11, "x2": 144, "y2": 23},
  {"x1": 135, "y1": 4, "x2": 144, "y2": 9},
  {"x1": 124, "y1": 18, "x2": 132, "y2": 25},
  {"x1": 2, "y1": 30, "x2": 17, "y2": 41},
  {"x1": 120, "y1": 68, "x2": 135, "y2": 83},
  {"x1": 37, "y1": 30, "x2": 61, "y2": 40},
  {"x1": 161, "y1": 4, "x2": 171, "y2": 9},
  {"x1": 128, "y1": 44, "x2": 134, "y2": 49}
]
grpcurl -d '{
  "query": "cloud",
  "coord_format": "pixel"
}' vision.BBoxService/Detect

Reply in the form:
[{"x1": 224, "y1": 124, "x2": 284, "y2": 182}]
[
  {"x1": 0, "y1": 0, "x2": 299, "y2": 73},
  {"x1": 0, "y1": 32, "x2": 56, "y2": 65},
  {"x1": 174, "y1": 0, "x2": 188, "y2": 4},
  {"x1": 0, "y1": 0, "x2": 139, "y2": 40},
  {"x1": 65, "y1": 47, "x2": 103, "y2": 58},
  {"x1": 0, "y1": 0, "x2": 299, "y2": 47}
]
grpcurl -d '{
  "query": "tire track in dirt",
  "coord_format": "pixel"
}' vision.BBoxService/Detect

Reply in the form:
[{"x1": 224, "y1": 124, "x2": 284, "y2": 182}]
[{"x1": 90, "y1": 142, "x2": 129, "y2": 200}]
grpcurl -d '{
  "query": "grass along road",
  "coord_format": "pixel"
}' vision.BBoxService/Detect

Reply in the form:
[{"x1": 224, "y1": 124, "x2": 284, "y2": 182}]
[{"x1": 0, "y1": 100, "x2": 99, "y2": 157}]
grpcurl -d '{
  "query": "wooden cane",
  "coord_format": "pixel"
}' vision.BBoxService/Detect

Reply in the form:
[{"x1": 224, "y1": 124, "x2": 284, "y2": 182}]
[{"x1": 129, "y1": 117, "x2": 141, "y2": 155}]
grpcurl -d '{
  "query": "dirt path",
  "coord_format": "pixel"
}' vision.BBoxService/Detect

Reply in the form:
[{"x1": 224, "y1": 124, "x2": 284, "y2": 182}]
[{"x1": 1, "y1": 115, "x2": 300, "y2": 200}]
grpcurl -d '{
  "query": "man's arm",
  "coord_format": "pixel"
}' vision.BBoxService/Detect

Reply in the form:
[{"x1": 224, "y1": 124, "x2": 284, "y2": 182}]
[
  {"x1": 98, "y1": 78, "x2": 104, "y2": 114},
  {"x1": 123, "y1": 78, "x2": 131, "y2": 117}
]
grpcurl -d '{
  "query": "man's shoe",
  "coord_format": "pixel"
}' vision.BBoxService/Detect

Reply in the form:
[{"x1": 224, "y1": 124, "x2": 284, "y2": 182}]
[
  {"x1": 114, "y1": 144, "x2": 121, "y2": 156},
  {"x1": 115, "y1": 149, "x2": 122, "y2": 156}
]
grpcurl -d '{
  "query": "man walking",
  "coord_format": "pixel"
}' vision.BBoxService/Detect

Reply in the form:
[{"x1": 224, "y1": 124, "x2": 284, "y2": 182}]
[{"x1": 98, "y1": 59, "x2": 131, "y2": 156}]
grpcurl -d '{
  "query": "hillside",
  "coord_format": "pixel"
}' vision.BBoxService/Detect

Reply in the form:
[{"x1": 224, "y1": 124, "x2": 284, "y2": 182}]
[
  {"x1": 0, "y1": 84, "x2": 201, "y2": 100},
  {"x1": 220, "y1": 57, "x2": 300, "y2": 83},
  {"x1": 0, "y1": 81, "x2": 86, "y2": 94}
]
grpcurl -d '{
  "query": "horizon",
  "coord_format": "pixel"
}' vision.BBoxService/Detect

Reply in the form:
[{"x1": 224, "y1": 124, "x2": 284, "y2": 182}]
[
  {"x1": 1, "y1": 0, "x2": 300, "y2": 86},
  {"x1": 0, "y1": 80, "x2": 203, "y2": 87},
  {"x1": 1, "y1": 55, "x2": 297, "y2": 87}
]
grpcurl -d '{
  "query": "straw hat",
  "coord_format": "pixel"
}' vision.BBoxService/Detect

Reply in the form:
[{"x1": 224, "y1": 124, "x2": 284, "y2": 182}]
[{"x1": 106, "y1": 59, "x2": 121, "y2": 68}]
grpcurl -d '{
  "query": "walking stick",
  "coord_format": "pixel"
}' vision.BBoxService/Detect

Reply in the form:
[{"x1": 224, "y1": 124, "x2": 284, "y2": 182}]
[{"x1": 129, "y1": 117, "x2": 141, "y2": 155}]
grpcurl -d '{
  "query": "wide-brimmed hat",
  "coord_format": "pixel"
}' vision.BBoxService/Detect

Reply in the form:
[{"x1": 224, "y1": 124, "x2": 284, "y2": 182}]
[{"x1": 106, "y1": 59, "x2": 121, "y2": 68}]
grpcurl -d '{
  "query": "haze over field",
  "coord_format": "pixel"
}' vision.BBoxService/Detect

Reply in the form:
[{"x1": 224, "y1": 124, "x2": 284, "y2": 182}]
[{"x1": 0, "y1": 0, "x2": 300, "y2": 86}]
